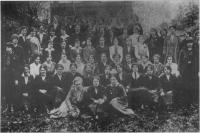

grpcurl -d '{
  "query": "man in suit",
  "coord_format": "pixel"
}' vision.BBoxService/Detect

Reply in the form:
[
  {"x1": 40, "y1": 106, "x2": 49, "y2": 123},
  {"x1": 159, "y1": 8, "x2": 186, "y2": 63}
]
[
  {"x1": 14, "y1": 65, "x2": 34, "y2": 112},
  {"x1": 18, "y1": 26, "x2": 30, "y2": 62},
  {"x1": 123, "y1": 54, "x2": 133, "y2": 74},
  {"x1": 96, "y1": 53, "x2": 110, "y2": 75},
  {"x1": 123, "y1": 37, "x2": 136, "y2": 59}
]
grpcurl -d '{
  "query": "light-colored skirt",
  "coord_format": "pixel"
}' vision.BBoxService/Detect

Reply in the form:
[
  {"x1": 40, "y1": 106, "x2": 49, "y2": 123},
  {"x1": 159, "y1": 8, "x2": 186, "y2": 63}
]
[
  {"x1": 49, "y1": 101, "x2": 80, "y2": 118},
  {"x1": 110, "y1": 97, "x2": 135, "y2": 115}
]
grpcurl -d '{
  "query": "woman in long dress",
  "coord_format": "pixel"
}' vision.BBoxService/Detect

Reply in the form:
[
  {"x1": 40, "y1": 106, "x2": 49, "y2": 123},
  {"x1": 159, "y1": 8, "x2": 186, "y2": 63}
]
[{"x1": 49, "y1": 76, "x2": 86, "y2": 118}]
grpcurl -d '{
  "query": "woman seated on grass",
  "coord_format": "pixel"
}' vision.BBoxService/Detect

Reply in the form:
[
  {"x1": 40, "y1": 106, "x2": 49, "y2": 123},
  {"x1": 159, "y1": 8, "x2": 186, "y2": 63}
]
[
  {"x1": 49, "y1": 76, "x2": 87, "y2": 118},
  {"x1": 105, "y1": 75, "x2": 135, "y2": 116}
]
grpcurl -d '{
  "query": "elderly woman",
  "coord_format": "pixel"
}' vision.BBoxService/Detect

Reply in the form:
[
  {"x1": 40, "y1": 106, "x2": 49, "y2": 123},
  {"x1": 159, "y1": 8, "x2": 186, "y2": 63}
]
[{"x1": 50, "y1": 76, "x2": 87, "y2": 118}]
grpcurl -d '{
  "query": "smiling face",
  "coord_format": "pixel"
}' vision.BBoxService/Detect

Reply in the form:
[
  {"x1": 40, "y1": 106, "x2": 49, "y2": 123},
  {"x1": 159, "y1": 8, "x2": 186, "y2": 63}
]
[
  {"x1": 40, "y1": 67, "x2": 46, "y2": 76},
  {"x1": 167, "y1": 56, "x2": 173, "y2": 64},
  {"x1": 110, "y1": 76, "x2": 117, "y2": 86},
  {"x1": 93, "y1": 78, "x2": 99, "y2": 87},
  {"x1": 35, "y1": 57, "x2": 40, "y2": 65},
  {"x1": 24, "y1": 66, "x2": 30, "y2": 76}
]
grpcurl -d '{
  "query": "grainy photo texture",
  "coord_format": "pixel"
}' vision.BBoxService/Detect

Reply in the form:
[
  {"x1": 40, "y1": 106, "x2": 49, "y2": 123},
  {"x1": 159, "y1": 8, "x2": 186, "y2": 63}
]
[{"x1": 1, "y1": 0, "x2": 199, "y2": 132}]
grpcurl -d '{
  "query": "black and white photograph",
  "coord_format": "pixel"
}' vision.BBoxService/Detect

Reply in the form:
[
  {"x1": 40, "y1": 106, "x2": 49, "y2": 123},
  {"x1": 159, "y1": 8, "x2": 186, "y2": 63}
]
[{"x1": 1, "y1": 0, "x2": 199, "y2": 132}]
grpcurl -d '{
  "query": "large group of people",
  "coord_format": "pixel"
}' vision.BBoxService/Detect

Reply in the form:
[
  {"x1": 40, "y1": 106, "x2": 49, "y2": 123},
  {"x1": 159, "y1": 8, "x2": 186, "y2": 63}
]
[{"x1": 2, "y1": 14, "x2": 199, "y2": 119}]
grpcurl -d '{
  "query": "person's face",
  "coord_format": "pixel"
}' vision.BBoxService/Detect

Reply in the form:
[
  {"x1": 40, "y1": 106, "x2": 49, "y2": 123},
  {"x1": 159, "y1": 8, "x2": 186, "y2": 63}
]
[
  {"x1": 142, "y1": 56, "x2": 148, "y2": 63},
  {"x1": 187, "y1": 43, "x2": 193, "y2": 49},
  {"x1": 61, "y1": 42, "x2": 66, "y2": 49},
  {"x1": 126, "y1": 39, "x2": 132, "y2": 46},
  {"x1": 167, "y1": 57, "x2": 173, "y2": 64},
  {"x1": 87, "y1": 39, "x2": 92, "y2": 47},
  {"x1": 169, "y1": 27, "x2": 175, "y2": 35},
  {"x1": 164, "y1": 67, "x2": 171, "y2": 75},
  {"x1": 134, "y1": 27, "x2": 139, "y2": 34},
  {"x1": 126, "y1": 55, "x2": 131, "y2": 63},
  {"x1": 101, "y1": 54, "x2": 107, "y2": 62},
  {"x1": 61, "y1": 54, "x2": 67, "y2": 60},
  {"x1": 76, "y1": 55, "x2": 81, "y2": 62},
  {"x1": 153, "y1": 57, "x2": 159, "y2": 63},
  {"x1": 132, "y1": 65, "x2": 138, "y2": 72},
  {"x1": 89, "y1": 56, "x2": 94, "y2": 63},
  {"x1": 24, "y1": 67, "x2": 30, "y2": 75},
  {"x1": 35, "y1": 57, "x2": 40, "y2": 64},
  {"x1": 61, "y1": 29, "x2": 65, "y2": 35},
  {"x1": 75, "y1": 26, "x2": 80, "y2": 33},
  {"x1": 110, "y1": 76, "x2": 117, "y2": 86},
  {"x1": 57, "y1": 67, "x2": 63, "y2": 75},
  {"x1": 21, "y1": 29, "x2": 27, "y2": 36},
  {"x1": 49, "y1": 43, "x2": 53, "y2": 48},
  {"x1": 117, "y1": 66, "x2": 122, "y2": 73},
  {"x1": 93, "y1": 78, "x2": 99, "y2": 87},
  {"x1": 146, "y1": 67, "x2": 153, "y2": 76},
  {"x1": 139, "y1": 36, "x2": 145, "y2": 43},
  {"x1": 150, "y1": 30, "x2": 156, "y2": 37},
  {"x1": 12, "y1": 38, "x2": 18, "y2": 44},
  {"x1": 105, "y1": 67, "x2": 110, "y2": 74},
  {"x1": 75, "y1": 41, "x2": 80, "y2": 47},
  {"x1": 74, "y1": 80, "x2": 81, "y2": 88},
  {"x1": 86, "y1": 65, "x2": 92, "y2": 73},
  {"x1": 31, "y1": 31, "x2": 36, "y2": 37},
  {"x1": 70, "y1": 65, "x2": 77, "y2": 73},
  {"x1": 47, "y1": 57, "x2": 52, "y2": 62},
  {"x1": 99, "y1": 38, "x2": 105, "y2": 46},
  {"x1": 114, "y1": 38, "x2": 118, "y2": 45},
  {"x1": 40, "y1": 68, "x2": 46, "y2": 76},
  {"x1": 50, "y1": 31, "x2": 55, "y2": 36}
]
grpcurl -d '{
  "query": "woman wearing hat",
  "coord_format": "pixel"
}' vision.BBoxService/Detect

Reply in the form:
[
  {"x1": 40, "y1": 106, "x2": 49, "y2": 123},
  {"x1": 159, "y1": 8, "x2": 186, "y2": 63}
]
[{"x1": 49, "y1": 76, "x2": 87, "y2": 118}]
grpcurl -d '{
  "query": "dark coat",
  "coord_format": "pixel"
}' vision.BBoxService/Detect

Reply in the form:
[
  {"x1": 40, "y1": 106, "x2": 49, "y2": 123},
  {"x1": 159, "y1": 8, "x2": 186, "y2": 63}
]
[
  {"x1": 123, "y1": 62, "x2": 132, "y2": 74},
  {"x1": 65, "y1": 72, "x2": 82, "y2": 89},
  {"x1": 106, "y1": 84, "x2": 126, "y2": 102},
  {"x1": 123, "y1": 46, "x2": 136, "y2": 59},
  {"x1": 18, "y1": 74, "x2": 34, "y2": 95},
  {"x1": 160, "y1": 74, "x2": 177, "y2": 92},
  {"x1": 116, "y1": 72, "x2": 131, "y2": 87},
  {"x1": 138, "y1": 74, "x2": 161, "y2": 90},
  {"x1": 86, "y1": 86, "x2": 106, "y2": 104},
  {"x1": 36, "y1": 33, "x2": 48, "y2": 49},
  {"x1": 129, "y1": 72, "x2": 141, "y2": 89},
  {"x1": 100, "y1": 74, "x2": 111, "y2": 87}
]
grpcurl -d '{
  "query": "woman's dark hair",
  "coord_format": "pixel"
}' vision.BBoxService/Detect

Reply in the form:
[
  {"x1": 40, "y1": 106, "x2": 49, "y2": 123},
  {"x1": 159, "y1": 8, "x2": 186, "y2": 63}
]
[
  {"x1": 164, "y1": 65, "x2": 172, "y2": 72},
  {"x1": 56, "y1": 63, "x2": 64, "y2": 70},
  {"x1": 39, "y1": 64, "x2": 47, "y2": 71},
  {"x1": 70, "y1": 63, "x2": 77, "y2": 69},
  {"x1": 33, "y1": 55, "x2": 40, "y2": 61},
  {"x1": 24, "y1": 64, "x2": 30, "y2": 70},
  {"x1": 134, "y1": 23, "x2": 143, "y2": 35},
  {"x1": 93, "y1": 75, "x2": 100, "y2": 81}
]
